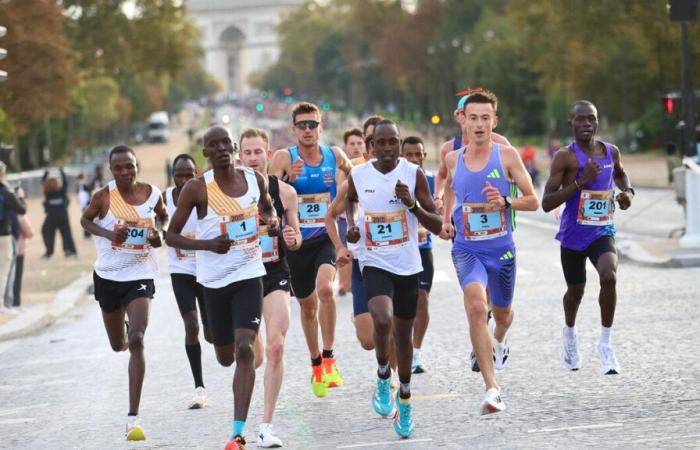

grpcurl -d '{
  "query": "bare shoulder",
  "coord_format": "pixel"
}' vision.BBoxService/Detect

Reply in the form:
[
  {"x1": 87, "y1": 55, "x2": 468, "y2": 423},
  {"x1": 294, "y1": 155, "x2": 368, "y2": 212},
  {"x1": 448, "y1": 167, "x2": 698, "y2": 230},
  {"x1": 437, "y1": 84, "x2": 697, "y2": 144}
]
[
  {"x1": 445, "y1": 149, "x2": 458, "y2": 167},
  {"x1": 277, "y1": 178, "x2": 297, "y2": 198},
  {"x1": 492, "y1": 132, "x2": 511, "y2": 146},
  {"x1": 439, "y1": 140, "x2": 454, "y2": 158}
]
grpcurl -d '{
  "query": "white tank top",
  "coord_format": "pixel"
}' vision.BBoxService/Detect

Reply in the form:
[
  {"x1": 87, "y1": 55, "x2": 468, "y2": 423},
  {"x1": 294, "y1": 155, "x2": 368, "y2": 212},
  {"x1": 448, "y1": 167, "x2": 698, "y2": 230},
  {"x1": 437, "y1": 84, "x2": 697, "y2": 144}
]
[
  {"x1": 196, "y1": 168, "x2": 265, "y2": 288},
  {"x1": 352, "y1": 159, "x2": 422, "y2": 275},
  {"x1": 94, "y1": 181, "x2": 161, "y2": 281},
  {"x1": 165, "y1": 186, "x2": 197, "y2": 276}
]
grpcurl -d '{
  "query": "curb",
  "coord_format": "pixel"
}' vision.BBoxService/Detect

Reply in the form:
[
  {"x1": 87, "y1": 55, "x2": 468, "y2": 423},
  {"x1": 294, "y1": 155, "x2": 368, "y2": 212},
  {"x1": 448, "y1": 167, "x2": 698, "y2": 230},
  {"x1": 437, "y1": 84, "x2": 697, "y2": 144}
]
[
  {"x1": 617, "y1": 240, "x2": 700, "y2": 268},
  {"x1": 0, "y1": 274, "x2": 92, "y2": 342}
]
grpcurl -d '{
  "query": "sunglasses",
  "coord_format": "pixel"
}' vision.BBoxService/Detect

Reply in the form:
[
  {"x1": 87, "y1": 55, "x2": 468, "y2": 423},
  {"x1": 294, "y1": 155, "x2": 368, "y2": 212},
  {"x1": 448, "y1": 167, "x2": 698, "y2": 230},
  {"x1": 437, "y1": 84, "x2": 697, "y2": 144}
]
[{"x1": 294, "y1": 120, "x2": 320, "y2": 130}]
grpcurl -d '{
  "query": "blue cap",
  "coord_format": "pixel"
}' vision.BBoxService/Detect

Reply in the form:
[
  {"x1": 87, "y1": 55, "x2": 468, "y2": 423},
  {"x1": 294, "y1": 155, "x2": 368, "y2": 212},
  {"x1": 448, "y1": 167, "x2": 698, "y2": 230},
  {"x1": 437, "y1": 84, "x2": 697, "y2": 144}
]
[{"x1": 456, "y1": 95, "x2": 469, "y2": 110}]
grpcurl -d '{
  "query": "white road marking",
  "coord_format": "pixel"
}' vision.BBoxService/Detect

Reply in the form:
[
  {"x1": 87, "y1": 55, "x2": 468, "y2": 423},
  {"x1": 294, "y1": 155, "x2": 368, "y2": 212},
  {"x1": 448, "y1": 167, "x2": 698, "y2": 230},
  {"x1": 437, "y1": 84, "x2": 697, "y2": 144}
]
[
  {"x1": 528, "y1": 423, "x2": 623, "y2": 433},
  {"x1": 337, "y1": 438, "x2": 433, "y2": 449},
  {"x1": 0, "y1": 378, "x2": 76, "y2": 391},
  {"x1": 0, "y1": 403, "x2": 50, "y2": 416},
  {"x1": 0, "y1": 418, "x2": 36, "y2": 425}
]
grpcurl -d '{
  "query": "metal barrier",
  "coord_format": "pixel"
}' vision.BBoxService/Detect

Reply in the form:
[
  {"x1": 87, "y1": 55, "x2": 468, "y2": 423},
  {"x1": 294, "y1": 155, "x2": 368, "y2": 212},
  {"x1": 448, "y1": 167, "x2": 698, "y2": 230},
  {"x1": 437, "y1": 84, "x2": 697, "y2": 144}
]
[{"x1": 680, "y1": 157, "x2": 700, "y2": 247}]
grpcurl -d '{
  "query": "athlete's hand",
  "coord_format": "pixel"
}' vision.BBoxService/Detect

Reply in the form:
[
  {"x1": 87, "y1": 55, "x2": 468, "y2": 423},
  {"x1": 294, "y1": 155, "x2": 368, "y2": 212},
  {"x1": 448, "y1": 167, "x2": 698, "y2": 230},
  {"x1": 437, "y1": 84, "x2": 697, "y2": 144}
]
[
  {"x1": 282, "y1": 225, "x2": 297, "y2": 247},
  {"x1": 289, "y1": 158, "x2": 305, "y2": 183},
  {"x1": 335, "y1": 245, "x2": 353, "y2": 267},
  {"x1": 616, "y1": 190, "x2": 633, "y2": 210},
  {"x1": 418, "y1": 226, "x2": 428, "y2": 243},
  {"x1": 148, "y1": 229, "x2": 163, "y2": 248},
  {"x1": 439, "y1": 222, "x2": 454, "y2": 240},
  {"x1": 395, "y1": 179, "x2": 414, "y2": 207},
  {"x1": 110, "y1": 227, "x2": 129, "y2": 243},
  {"x1": 208, "y1": 234, "x2": 232, "y2": 254},
  {"x1": 433, "y1": 197, "x2": 444, "y2": 215},
  {"x1": 266, "y1": 216, "x2": 280, "y2": 237},
  {"x1": 580, "y1": 158, "x2": 602, "y2": 185},
  {"x1": 346, "y1": 225, "x2": 360, "y2": 244},
  {"x1": 482, "y1": 181, "x2": 505, "y2": 207}
]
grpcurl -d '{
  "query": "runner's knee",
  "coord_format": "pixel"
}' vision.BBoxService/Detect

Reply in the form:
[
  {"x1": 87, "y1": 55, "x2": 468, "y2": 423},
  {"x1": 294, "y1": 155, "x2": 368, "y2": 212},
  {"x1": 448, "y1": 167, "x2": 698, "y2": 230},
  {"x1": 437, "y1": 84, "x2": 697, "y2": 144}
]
[
  {"x1": 599, "y1": 270, "x2": 616, "y2": 289},
  {"x1": 566, "y1": 285, "x2": 585, "y2": 302},
  {"x1": 235, "y1": 338, "x2": 254, "y2": 365},
  {"x1": 127, "y1": 331, "x2": 144, "y2": 352},
  {"x1": 266, "y1": 339, "x2": 284, "y2": 366},
  {"x1": 316, "y1": 283, "x2": 334, "y2": 302}
]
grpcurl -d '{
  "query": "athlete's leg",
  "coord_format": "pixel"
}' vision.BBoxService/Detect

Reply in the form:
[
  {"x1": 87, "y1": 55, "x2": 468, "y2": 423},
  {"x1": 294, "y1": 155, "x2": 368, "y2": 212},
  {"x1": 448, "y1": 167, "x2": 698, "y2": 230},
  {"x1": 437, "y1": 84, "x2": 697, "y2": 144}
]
[
  {"x1": 464, "y1": 282, "x2": 497, "y2": 389},
  {"x1": 412, "y1": 289, "x2": 429, "y2": 349},
  {"x1": 594, "y1": 252, "x2": 618, "y2": 328},
  {"x1": 297, "y1": 292, "x2": 320, "y2": 358},
  {"x1": 233, "y1": 328, "x2": 257, "y2": 421},
  {"x1": 560, "y1": 245, "x2": 588, "y2": 327},
  {"x1": 354, "y1": 313, "x2": 374, "y2": 350},
  {"x1": 125, "y1": 297, "x2": 150, "y2": 415},
  {"x1": 262, "y1": 289, "x2": 291, "y2": 424},
  {"x1": 368, "y1": 295, "x2": 393, "y2": 369},
  {"x1": 195, "y1": 283, "x2": 212, "y2": 344},
  {"x1": 393, "y1": 316, "x2": 414, "y2": 395},
  {"x1": 316, "y1": 263, "x2": 337, "y2": 352},
  {"x1": 102, "y1": 307, "x2": 128, "y2": 352},
  {"x1": 254, "y1": 332, "x2": 264, "y2": 369}
]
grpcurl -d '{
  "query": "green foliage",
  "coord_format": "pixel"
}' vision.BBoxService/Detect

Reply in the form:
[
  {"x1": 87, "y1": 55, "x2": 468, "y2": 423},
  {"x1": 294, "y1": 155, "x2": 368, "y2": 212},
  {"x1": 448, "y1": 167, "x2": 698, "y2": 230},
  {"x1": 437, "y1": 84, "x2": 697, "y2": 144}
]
[{"x1": 75, "y1": 77, "x2": 120, "y2": 130}]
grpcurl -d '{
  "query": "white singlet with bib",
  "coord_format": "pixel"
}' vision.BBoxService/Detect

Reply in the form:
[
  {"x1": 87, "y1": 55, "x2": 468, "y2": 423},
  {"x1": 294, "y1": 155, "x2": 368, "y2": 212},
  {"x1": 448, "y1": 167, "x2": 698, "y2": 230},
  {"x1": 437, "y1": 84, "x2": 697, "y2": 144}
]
[{"x1": 165, "y1": 186, "x2": 197, "y2": 276}]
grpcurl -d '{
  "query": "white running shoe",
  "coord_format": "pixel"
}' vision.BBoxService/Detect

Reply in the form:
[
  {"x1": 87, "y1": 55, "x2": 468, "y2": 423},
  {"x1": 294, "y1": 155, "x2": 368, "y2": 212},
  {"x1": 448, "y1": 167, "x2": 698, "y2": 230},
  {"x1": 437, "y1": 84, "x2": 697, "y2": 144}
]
[
  {"x1": 480, "y1": 387, "x2": 506, "y2": 415},
  {"x1": 188, "y1": 386, "x2": 208, "y2": 409},
  {"x1": 562, "y1": 327, "x2": 581, "y2": 371},
  {"x1": 493, "y1": 338, "x2": 509, "y2": 372},
  {"x1": 258, "y1": 423, "x2": 283, "y2": 448},
  {"x1": 596, "y1": 343, "x2": 620, "y2": 375}
]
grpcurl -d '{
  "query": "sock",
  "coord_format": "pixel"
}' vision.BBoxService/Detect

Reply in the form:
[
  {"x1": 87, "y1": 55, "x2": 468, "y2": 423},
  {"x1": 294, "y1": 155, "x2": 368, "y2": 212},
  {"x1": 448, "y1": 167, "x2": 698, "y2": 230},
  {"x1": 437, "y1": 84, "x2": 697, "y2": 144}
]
[
  {"x1": 230, "y1": 420, "x2": 245, "y2": 439},
  {"x1": 185, "y1": 343, "x2": 204, "y2": 388},
  {"x1": 600, "y1": 326, "x2": 612, "y2": 346},
  {"x1": 399, "y1": 382, "x2": 411, "y2": 399},
  {"x1": 311, "y1": 356, "x2": 322, "y2": 366},
  {"x1": 377, "y1": 363, "x2": 390, "y2": 379},
  {"x1": 564, "y1": 325, "x2": 576, "y2": 339},
  {"x1": 127, "y1": 413, "x2": 137, "y2": 427},
  {"x1": 413, "y1": 348, "x2": 420, "y2": 359},
  {"x1": 322, "y1": 349, "x2": 334, "y2": 359}
]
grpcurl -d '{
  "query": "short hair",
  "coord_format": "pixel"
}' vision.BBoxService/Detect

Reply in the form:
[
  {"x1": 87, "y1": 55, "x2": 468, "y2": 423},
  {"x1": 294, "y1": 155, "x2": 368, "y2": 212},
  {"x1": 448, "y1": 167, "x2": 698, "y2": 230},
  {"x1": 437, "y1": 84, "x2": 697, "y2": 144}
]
[
  {"x1": 462, "y1": 90, "x2": 498, "y2": 113},
  {"x1": 374, "y1": 119, "x2": 400, "y2": 136},
  {"x1": 401, "y1": 136, "x2": 424, "y2": 152},
  {"x1": 362, "y1": 115, "x2": 384, "y2": 136},
  {"x1": 570, "y1": 100, "x2": 597, "y2": 117},
  {"x1": 173, "y1": 153, "x2": 196, "y2": 168},
  {"x1": 343, "y1": 127, "x2": 363, "y2": 144},
  {"x1": 292, "y1": 102, "x2": 320, "y2": 123},
  {"x1": 239, "y1": 128, "x2": 270, "y2": 148},
  {"x1": 109, "y1": 145, "x2": 136, "y2": 163}
]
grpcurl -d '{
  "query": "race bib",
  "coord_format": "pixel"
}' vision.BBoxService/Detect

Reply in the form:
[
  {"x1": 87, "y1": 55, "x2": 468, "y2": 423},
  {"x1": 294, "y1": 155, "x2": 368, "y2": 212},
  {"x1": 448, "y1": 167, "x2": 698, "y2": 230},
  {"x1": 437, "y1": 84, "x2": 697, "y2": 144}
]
[
  {"x1": 219, "y1": 206, "x2": 259, "y2": 248},
  {"x1": 577, "y1": 189, "x2": 613, "y2": 226},
  {"x1": 462, "y1": 203, "x2": 507, "y2": 241},
  {"x1": 175, "y1": 232, "x2": 196, "y2": 259},
  {"x1": 259, "y1": 225, "x2": 279, "y2": 263},
  {"x1": 364, "y1": 210, "x2": 409, "y2": 249},
  {"x1": 113, "y1": 219, "x2": 153, "y2": 253},
  {"x1": 298, "y1": 193, "x2": 330, "y2": 228}
]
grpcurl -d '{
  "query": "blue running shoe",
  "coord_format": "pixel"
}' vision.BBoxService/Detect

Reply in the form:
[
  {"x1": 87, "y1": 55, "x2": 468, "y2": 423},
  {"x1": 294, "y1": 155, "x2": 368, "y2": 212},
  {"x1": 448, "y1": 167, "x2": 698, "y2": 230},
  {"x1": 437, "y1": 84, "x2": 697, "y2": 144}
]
[
  {"x1": 392, "y1": 392, "x2": 415, "y2": 438},
  {"x1": 371, "y1": 377, "x2": 395, "y2": 417}
]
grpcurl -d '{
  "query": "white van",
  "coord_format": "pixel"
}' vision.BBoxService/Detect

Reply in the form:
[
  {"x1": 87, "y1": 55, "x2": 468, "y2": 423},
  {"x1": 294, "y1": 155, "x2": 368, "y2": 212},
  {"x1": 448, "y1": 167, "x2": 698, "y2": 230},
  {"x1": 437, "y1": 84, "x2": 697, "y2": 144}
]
[{"x1": 146, "y1": 111, "x2": 169, "y2": 143}]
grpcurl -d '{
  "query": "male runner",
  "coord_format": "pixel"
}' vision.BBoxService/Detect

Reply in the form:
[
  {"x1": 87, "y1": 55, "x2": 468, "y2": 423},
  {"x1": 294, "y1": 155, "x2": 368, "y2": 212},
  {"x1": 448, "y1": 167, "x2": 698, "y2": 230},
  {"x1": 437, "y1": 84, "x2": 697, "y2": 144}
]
[
  {"x1": 346, "y1": 120, "x2": 442, "y2": 437},
  {"x1": 80, "y1": 145, "x2": 167, "y2": 440},
  {"x1": 164, "y1": 153, "x2": 211, "y2": 409},
  {"x1": 270, "y1": 102, "x2": 352, "y2": 397},
  {"x1": 362, "y1": 115, "x2": 384, "y2": 139},
  {"x1": 239, "y1": 128, "x2": 302, "y2": 447},
  {"x1": 400, "y1": 136, "x2": 435, "y2": 374},
  {"x1": 441, "y1": 91, "x2": 538, "y2": 414},
  {"x1": 542, "y1": 100, "x2": 634, "y2": 375},
  {"x1": 167, "y1": 126, "x2": 279, "y2": 450},
  {"x1": 343, "y1": 127, "x2": 366, "y2": 161}
]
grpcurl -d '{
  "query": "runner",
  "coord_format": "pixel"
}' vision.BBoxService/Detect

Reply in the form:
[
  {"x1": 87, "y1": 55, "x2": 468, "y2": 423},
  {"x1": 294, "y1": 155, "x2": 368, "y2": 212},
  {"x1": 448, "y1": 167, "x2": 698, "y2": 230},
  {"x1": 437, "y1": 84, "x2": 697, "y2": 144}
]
[
  {"x1": 239, "y1": 128, "x2": 302, "y2": 448},
  {"x1": 163, "y1": 154, "x2": 210, "y2": 410},
  {"x1": 362, "y1": 115, "x2": 384, "y2": 139},
  {"x1": 270, "y1": 102, "x2": 353, "y2": 397},
  {"x1": 166, "y1": 126, "x2": 279, "y2": 450},
  {"x1": 400, "y1": 136, "x2": 434, "y2": 374},
  {"x1": 80, "y1": 145, "x2": 167, "y2": 441},
  {"x1": 542, "y1": 100, "x2": 634, "y2": 375},
  {"x1": 440, "y1": 91, "x2": 539, "y2": 414},
  {"x1": 346, "y1": 120, "x2": 442, "y2": 437}
]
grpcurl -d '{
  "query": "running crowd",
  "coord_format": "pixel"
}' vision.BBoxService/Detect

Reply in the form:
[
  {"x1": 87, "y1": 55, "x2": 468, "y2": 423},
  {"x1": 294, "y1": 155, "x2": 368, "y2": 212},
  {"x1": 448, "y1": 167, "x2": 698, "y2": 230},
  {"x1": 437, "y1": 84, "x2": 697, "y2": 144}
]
[{"x1": 80, "y1": 90, "x2": 635, "y2": 449}]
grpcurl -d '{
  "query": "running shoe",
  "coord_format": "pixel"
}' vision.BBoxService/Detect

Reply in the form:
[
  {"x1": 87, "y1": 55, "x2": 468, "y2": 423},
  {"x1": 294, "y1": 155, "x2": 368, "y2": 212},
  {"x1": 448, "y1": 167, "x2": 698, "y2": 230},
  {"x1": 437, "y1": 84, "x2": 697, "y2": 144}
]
[
  {"x1": 411, "y1": 352, "x2": 426, "y2": 374},
  {"x1": 470, "y1": 351, "x2": 480, "y2": 372},
  {"x1": 493, "y1": 338, "x2": 509, "y2": 372},
  {"x1": 596, "y1": 343, "x2": 620, "y2": 375},
  {"x1": 310, "y1": 364, "x2": 328, "y2": 397},
  {"x1": 224, "y1": 434, "x2": 246, "y2": 450},
  {"x1": 392, "y1": 392, "x2": 415, "y2": 438},
  {"x1": 562, "y1": 327, "x2": 581, "y2": 371},
  {"x1": 125, "y1": 418, "x2": 145, "y2": 441},
  {"x1": 479, "y1": 387, "x2": 506, "y2": 415},
  {"x1": 257, "y1": 423, "x2": 283, "y2": 448},
  {"x1": 322, "y1": 357, "x2": 344, "y2": 388},
  {"x1": 188, "y1": 386, "x2": 208, "y2": 409},
  {"x1": 371, "y1": 377, "x2": 396, "y2": 417}
]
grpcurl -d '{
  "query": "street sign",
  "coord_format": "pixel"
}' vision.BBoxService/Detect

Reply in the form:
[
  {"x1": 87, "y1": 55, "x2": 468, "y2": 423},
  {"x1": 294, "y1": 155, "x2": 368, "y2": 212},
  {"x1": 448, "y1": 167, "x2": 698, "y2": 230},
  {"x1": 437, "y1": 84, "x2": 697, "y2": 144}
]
[{"x1": 668, "y1": 0, "x2": 698, "y2": 21}]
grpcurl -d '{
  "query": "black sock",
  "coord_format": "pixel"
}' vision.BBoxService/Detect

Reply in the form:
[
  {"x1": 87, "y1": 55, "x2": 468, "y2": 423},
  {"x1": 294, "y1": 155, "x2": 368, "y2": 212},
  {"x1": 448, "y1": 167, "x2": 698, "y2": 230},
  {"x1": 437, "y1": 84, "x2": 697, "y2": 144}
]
[
  {"x1": 322, "y1": 349, "x2": 334, "y2": 359},
  {"x1": 311, "y1": 356, "x2": 322, "y2": 366},
  {"x1": 185, "y1": 343, "x2": 204, "y2": 388},
  {"x1": 128, "y1": 412, "x2": 137, "y2": 416}
]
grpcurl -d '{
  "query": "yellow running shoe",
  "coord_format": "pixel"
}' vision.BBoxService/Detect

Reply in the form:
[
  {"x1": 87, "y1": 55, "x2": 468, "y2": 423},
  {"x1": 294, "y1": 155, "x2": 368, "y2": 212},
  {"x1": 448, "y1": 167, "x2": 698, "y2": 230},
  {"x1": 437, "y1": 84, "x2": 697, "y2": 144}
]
[
  {"x1": 323, "y1": 357, "x2": 344, "y2": 388},
  {"x1": 310, "y1": 364, "x2": 328, "y2": 397},
  {"x1": 125, "y1": 420, "x2": 146, "y2": 441}
]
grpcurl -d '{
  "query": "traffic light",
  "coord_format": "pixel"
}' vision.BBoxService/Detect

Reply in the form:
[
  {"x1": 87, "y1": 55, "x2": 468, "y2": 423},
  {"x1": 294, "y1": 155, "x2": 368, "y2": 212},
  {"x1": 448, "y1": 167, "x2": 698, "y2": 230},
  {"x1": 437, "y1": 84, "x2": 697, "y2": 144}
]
[
  {"x1": 255, "y1": 102, "x2": 264, "y2": 112},
  {"x1": 0, "y1": 25, "x2": 6, "y2": 82},
  {"x1": 664, "y1": 96, "x2": 674, "y2": 114},
  {"x1": 662, "y1": 93, "x2": 680, "y2": 115},
  {"x1": 283, "y1": 87, "x2": 293, "y2": 96},
  {"x1": 322, "y1": 102, "x2": 331, "y2": 111},
  {"x1": 431, "y1": 115, "x2": 441, "y2": 125}
]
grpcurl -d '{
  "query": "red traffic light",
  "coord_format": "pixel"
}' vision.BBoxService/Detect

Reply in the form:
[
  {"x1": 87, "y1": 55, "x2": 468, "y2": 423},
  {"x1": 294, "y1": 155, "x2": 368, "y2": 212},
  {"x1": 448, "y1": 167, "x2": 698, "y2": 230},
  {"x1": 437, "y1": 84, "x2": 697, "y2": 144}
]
[
  {"x1": 664, "y1": 97, "x2": 674, "y2": 114},
  {"x1": 283, "y1": 87, "x2": 293, "y2": 96}
]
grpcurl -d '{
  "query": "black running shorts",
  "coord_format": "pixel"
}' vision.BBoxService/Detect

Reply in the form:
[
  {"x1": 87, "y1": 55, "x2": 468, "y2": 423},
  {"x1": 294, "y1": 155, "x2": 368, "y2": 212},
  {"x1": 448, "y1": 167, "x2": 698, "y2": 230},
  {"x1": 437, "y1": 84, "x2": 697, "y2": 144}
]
[
  {"x1": 93, "y1": 272, "x2": 154, "y2": 313},
  {"x1": 170, "y1": 273, "x2": 207, "y2": 325},
  {"x1": 418, "y1": 248, "x2": 434, "y2": 293},
  {"x1": 263, "y1": 263, "x2": 291, "y2": 297},
  {"x1": 202, "y1": 277, "x2": 263, "y2": 346},
  {"x1": 362, "y1": 266, "x2": 419, "y2": 320},
  {"x1": 560, "y1": 236, "x2": 617, "y2": 285},
  {"x1": 286, "y1": 234, "x2": 336, "y2": 299}
]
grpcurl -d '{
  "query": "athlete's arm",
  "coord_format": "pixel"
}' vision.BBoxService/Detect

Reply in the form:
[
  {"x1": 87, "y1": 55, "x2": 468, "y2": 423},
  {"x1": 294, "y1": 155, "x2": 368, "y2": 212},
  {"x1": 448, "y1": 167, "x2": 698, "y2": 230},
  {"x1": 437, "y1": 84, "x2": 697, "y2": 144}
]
[
  {"x1": 439, "y1": 152, "x2": 457, "y2": 239},
  {"x1": 149, "y1": 195, "x2": 168, "y2": 247},
  {"x1": 542, "y1": 149, "x2": 579, "y2": 212},
  {"x1": 492, "y1": 132, "x2": 512, "y2": 147},
  {"x1": 166, "y1": 178, "x2": 230, "y2": 254},
  {"x1": 434, "y1": 140, "x2": 453, "y2": 203},
  {"x1": 503, "y1": 146, "x2": 539, "y2": 211},
  {"x1": 80, "y1": 187, "x2": 127, "y2": 242},
  {"x1": 409, "y1": 170, "x2": 442, "y2": 235},
  {"x1": 345, "y1": 174, "x2": 360, "y2": 244},
  {"x1": 611, "y1": 145, "x2": 634, "y2": 210},
  {"x1": 269, "y1": 148, "x2": 291, "y2": 180},
  {"x1": 333, "y1": 146, "x2": 353, "y2": 175},
  {"x1": 256, "y1": 171, "x2": 279, "y2": 236},
  {"x1": 325, "y1": 181, "x2": 352, "y2": 265},
  {"x1": 278, "y1": 179, "x2": 302, "y2": 251}
]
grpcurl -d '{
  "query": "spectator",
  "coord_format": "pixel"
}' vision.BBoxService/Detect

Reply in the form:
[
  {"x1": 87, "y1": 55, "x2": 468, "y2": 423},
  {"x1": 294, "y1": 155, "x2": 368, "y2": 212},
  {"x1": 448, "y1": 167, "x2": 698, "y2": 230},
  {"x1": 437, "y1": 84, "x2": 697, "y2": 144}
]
[
  {"x1": 520, "y1": 144, "x2": 540, "y2": 187},
  {"x1": 41, "y1": 162, "x2": 77, "y2": 258},
  {"x1": 0, "y1": 162, "x2": 27, "y2": 314},
  {"x1": 10, "y1": 195, "x2": 33, "y2": 308}
]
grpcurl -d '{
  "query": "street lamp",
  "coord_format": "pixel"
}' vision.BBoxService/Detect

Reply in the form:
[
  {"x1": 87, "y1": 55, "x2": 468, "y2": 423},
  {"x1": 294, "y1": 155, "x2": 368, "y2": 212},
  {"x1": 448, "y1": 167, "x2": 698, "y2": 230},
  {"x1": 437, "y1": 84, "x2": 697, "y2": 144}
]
[{"x1": 0, "y1": 25, "x2": 6, "y2": 82}]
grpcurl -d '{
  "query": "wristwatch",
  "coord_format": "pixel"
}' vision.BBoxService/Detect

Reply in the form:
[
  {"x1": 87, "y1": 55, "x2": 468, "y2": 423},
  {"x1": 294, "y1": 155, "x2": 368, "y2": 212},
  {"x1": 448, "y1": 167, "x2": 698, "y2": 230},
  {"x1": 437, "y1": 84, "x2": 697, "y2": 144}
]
[
  {"x1": 623, "y1": 187, "x2": 635, "y2": 196},
  {"x1": 502, "y1": 195, "x2": 512, "y2": 209}
]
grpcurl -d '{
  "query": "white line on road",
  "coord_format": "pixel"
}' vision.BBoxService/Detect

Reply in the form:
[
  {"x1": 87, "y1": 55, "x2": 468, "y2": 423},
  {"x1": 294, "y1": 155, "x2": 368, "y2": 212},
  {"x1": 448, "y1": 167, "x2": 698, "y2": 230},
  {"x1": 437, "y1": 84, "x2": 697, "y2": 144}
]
[
  {"x1": 528, "y1": 423, "x2": 623, "y2": 433},
  {"x1": 337, "y1": 438, "x2": 433, "y2": 449},
  {"x1": 0, "y1": 418, "x2": 36, "y2": 425},
  {"x1": 0, "y1": 378, "x2": 76, "y2": 391},
  {"x1": 0, "y1": 403, "x2": 50, "y2": 416}
]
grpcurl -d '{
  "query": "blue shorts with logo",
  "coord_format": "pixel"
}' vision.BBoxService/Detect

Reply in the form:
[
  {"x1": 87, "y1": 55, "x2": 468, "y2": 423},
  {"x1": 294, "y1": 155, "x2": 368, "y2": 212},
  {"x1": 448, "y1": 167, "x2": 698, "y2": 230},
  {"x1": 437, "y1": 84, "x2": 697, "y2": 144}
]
[{"x1": 451, "y1": 243, "x2": 516, "y2": 308}]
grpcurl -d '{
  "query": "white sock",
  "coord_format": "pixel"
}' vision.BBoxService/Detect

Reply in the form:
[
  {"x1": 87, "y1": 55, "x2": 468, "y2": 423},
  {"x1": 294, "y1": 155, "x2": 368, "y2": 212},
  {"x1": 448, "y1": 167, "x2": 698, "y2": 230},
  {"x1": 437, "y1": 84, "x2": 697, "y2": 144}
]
[
  {"x1": 413, "y1": 348, "x2": 420, "y2": 359},
  {"x1": 564, "y1": 325, "x2": 576, "y2": 339},
  {"x1": 127, "y1": 415, "x2": 138, "y2": 427},
  {"x1": 600, "y1": 326, "x2": 612, "y2": 346}
]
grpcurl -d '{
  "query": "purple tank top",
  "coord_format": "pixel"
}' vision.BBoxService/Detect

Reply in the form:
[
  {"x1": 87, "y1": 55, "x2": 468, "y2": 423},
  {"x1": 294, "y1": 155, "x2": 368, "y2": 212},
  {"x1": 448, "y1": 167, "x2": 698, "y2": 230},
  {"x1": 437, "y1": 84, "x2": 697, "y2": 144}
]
[
  {"x1": 556, "y1": 141, "x2": 616, "y2": 251},
  {"x1": 451, "y1": 144, "x2": 514, "y2": 252}
]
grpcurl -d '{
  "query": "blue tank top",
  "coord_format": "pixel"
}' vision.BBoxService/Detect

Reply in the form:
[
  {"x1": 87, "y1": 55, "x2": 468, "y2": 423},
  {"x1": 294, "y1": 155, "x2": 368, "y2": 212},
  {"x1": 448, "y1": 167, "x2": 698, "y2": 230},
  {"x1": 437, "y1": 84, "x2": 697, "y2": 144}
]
[
  {"x1": 556, "y1": 141, "x2": 616, "y2": 251},
  {"x1": 419, "y1": 169, "x2": 435, "y2": 250},
  {"x1": 453, "y1": 133, "x2": 462, "y2": 150},
  {"x1": 451, "y1": 144, "x2": 514, "y2": 252},
  {"x1": 288, "y1": 145, "x2": 337, "y2": 241}
]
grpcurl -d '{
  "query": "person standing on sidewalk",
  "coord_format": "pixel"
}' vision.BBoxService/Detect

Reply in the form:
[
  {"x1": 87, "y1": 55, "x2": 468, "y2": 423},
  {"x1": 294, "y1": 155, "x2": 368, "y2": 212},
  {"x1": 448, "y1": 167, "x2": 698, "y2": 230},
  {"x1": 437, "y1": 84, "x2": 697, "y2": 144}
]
[
  {"x1": 542, "y1": 100, "x2": 635, "y2": 375},
  {"x1": 0, "y1": 163, "x2": 27, "y2": 314},
  {"x1": 41, "y1": 162, "x2": 77, "y2": 258},
  {"x1": 80, "y1": 145, "x2": 167, "y2": 441},
  {"x1": 11, "y1": 191, "x2": 34, "y2": 309}
]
